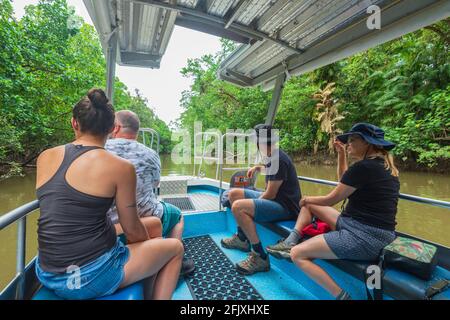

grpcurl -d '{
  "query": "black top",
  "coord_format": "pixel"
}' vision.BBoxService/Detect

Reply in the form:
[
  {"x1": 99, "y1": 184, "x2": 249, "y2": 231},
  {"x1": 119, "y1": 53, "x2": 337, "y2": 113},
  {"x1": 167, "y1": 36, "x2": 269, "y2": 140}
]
[
  {"x1": 340, "y1": 157, "x2": 400, "y2": 231},
  {"x1": 265, "y1": 149, "x2": 301, "y2": 215},
  {"x1": 36, "y1": 144, "x2": 116, "y2": 273}
]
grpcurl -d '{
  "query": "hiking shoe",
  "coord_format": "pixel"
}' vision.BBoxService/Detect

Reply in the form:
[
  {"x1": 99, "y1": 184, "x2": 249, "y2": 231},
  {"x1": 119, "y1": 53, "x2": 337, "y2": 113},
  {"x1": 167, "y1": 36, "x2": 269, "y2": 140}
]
[
  {"x1": 236, "y1": 251, "x2": 270, "y2": 275},
  {"x1": 221, "y1": 234, "x2": 251, "y2": 252},
  {"x1": 180, "y1": 257, "x2": 195, "y2": 277},
  {"x1": 266, "y1": 239, "x2": 294, "y2": 260}
]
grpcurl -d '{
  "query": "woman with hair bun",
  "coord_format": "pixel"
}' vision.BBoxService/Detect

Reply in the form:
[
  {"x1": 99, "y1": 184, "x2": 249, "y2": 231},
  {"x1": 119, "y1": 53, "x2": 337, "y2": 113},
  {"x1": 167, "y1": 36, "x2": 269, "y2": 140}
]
[{"x1": 35, "y1": 88, "x2": 183, "y2": 300}]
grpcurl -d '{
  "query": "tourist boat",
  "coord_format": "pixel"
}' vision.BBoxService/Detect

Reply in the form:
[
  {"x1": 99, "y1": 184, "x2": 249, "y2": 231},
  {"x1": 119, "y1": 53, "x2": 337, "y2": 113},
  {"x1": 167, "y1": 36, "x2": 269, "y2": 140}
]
[{"x1": 1, "y1": 0, "x2": 449, "y2": 300}]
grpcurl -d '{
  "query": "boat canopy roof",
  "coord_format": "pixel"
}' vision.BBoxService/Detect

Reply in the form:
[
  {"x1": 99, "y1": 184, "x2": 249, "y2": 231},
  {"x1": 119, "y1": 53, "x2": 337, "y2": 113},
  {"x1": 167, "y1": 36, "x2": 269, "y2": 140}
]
[{"x1": 83, "y1": 0, "x2": 449, "y2": 90}]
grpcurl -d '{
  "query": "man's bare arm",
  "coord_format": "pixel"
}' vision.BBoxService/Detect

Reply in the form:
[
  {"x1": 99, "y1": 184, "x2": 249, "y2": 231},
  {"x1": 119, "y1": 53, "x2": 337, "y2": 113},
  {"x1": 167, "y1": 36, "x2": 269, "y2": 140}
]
[{"x1": 260, "y1": 180, "x2": 283, "y2": 200}]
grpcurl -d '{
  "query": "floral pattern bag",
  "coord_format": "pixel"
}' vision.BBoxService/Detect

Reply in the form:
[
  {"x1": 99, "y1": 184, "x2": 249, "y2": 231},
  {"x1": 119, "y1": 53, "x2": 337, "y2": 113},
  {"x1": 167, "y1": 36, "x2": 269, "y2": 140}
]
[{"x1": 381, "y1": 236, "x2": 438, "y2": 280}]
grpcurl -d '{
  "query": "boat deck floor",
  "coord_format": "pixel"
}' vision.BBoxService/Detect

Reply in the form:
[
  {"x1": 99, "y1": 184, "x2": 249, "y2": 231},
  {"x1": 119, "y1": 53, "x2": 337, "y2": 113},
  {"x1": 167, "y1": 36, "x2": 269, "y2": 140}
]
[
  {"x1": 160, "y1": 192, "x2": 220, "y2": 213},
  {"x1": 173, "y1": 231, "x2": 318, "y2": 300}
]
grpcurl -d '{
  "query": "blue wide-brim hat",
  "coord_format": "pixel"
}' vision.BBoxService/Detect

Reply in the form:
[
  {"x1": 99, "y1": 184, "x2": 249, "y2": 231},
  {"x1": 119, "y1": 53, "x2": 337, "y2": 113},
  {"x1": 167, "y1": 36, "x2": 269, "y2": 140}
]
[{"x1": 336, "y1": 123, "x2": 396, "y2": 151}]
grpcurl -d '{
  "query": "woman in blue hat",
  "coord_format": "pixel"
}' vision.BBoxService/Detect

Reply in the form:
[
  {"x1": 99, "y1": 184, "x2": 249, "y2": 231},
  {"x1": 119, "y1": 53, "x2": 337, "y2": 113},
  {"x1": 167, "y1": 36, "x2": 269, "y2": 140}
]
[{"x1": 266, "y1": 123, "x2": 400, "y2": 300}]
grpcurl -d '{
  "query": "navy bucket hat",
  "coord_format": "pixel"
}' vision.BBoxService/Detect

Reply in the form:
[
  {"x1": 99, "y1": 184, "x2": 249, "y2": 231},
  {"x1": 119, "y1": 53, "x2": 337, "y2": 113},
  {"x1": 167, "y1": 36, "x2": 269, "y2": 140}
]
[{"x1": 336, "y1": 123, "x2": 396, "y2": 151}]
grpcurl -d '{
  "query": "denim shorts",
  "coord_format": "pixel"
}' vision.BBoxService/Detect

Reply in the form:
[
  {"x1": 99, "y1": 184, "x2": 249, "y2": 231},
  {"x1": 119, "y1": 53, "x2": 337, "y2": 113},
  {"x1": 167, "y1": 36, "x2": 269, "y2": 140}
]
[
  {"x1": 35, "y1": 237, "x2": 130, "y2": 300},
  {"x1": 243, "y1": 189, "x2": 296, "y2": 222}
]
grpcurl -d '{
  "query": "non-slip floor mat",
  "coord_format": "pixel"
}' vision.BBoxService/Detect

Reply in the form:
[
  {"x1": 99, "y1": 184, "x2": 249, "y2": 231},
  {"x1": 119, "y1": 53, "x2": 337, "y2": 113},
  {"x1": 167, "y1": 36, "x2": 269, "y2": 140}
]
[
  {"x1": 162, "y1": 197, "x2": 195, "y2": 211},
  {"x1": 183, "y1": 235, "x2": 263, "y2": 300}
]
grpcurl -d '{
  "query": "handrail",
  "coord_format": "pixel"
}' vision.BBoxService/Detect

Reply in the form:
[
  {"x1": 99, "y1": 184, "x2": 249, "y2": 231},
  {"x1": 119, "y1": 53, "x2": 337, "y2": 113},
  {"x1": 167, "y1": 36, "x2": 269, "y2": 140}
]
[
  {"x1": 1, "y1": 175, "x2": 449, "y2": 299},
  {"x1": 297, "y1": 176, "x2": 450, "y2": 210},
  {"x1": 139, "y1": 128, "x2": 160, "y2": 153},
  {"x1": 219, "y1": 132, "x2": 256, "y2": 210},
  {"x1": 193, "y1": 131, "x2": 222, "y2": 180},
  {"x1": 0, "y1": 200, "x2": 39, "y2": 300},
  {"x1": 0, "y1": 200, "x2": 39, "y2": 231}
]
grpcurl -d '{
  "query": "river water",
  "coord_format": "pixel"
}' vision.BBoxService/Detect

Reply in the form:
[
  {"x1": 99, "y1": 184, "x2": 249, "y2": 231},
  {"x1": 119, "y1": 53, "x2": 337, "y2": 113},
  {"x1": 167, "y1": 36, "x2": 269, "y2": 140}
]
[{"x1": 1, "y1": 155, "x2": 449, "y2": 290}]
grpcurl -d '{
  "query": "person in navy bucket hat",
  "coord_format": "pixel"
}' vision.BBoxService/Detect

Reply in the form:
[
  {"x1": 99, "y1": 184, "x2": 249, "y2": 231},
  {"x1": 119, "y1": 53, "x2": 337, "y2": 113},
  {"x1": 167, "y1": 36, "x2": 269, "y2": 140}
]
[
  {"x1": 266, "y1": 122, "x2": 400, "y2": 300},
  {"x1": 336, "y1": 123, "x2": 396, "y2": 151}
]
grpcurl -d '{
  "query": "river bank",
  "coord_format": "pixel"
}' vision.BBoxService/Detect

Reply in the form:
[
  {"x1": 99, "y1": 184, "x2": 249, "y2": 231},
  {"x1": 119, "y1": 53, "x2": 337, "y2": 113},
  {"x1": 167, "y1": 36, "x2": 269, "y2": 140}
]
[
  {"x1": 2, "y1": 150, "x2": 449, "y2": 180},
  {"x1": 290, "y1": 151, "x2": 450, "y2": 174},
  {"x1": 1, "y1": 159, "x2": 449, "y2": 290}
]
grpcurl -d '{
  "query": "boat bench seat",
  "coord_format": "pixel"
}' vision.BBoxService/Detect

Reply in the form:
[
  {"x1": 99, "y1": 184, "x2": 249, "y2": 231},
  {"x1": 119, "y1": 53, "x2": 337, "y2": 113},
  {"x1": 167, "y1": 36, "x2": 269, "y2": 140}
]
[
  {"x1": 266, "y1": 220, "x2": 450, "y2": 300},
  {"x1": 32, "y1": 281, "x2": 144, "y2": 300}
]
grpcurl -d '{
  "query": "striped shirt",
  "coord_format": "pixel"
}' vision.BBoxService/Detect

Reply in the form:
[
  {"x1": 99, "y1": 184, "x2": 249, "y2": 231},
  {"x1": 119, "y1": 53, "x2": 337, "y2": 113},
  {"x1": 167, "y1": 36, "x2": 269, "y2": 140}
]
[{"x1": 105, "y1": 138, "x2": 163, "y2": 223}]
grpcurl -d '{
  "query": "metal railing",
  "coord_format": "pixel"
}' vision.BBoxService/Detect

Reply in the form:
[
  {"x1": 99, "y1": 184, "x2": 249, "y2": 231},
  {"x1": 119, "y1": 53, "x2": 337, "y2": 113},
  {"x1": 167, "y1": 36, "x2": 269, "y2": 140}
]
[
  {"x1": 1, "y1": 175, "x2": 449, "y2": 299},
  {"x1": 218, "y1": 132, "x2": 257, "y2": 210},
  {"x1": 297, "y1": 176, "x2": 450, "y2": 210},
  {"x1": 139, "y1": 128, "x2": 160, "y2": 153},
  {"x1": 193, "y1": 131, "x2": 222, "y2": 180},
  {"x1": 0, "y1": 200, "x2": 39, "y2": 300}
]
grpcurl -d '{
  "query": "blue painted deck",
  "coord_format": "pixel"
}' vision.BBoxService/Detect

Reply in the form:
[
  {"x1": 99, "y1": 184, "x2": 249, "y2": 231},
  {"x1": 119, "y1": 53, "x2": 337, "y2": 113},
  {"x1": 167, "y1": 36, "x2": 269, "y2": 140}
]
[
  {"x1": 29, "y1": 186, "x2": 450, "y2": 300},
  {"x1": 173, "y1": 204, "x2": 370, "y2": 300}
]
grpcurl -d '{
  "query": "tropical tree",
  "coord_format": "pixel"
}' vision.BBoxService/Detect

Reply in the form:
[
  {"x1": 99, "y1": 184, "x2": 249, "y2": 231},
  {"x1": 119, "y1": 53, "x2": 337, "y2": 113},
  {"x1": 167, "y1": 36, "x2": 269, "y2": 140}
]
[{"x1": 313, "y1": 83, "x2": 345, "y2": 155}]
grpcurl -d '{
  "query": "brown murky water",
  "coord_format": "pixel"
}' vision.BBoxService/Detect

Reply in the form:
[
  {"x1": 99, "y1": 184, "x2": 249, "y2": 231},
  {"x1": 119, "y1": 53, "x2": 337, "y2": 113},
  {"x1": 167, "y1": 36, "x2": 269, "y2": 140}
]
[{"x1": 1, "y1": 155, "x2": 449, "y2": 290}]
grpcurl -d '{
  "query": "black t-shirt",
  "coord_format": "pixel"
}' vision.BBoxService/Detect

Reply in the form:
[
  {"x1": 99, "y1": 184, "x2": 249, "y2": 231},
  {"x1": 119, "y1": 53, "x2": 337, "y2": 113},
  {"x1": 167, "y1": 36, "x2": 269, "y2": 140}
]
[
  {"x1": 265, "y1": 149, "x2": 301, "y2": 215},
  {"x1": 340, "y1": 157, "x2": 400, "y2": 231}
]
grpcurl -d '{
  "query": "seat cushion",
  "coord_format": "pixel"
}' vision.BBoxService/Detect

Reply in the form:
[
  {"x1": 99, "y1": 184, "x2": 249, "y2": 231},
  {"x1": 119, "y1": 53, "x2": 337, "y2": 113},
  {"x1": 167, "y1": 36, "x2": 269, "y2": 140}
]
[{"x1": 32, "y1": 282, "x2": 144, "y2": 300}]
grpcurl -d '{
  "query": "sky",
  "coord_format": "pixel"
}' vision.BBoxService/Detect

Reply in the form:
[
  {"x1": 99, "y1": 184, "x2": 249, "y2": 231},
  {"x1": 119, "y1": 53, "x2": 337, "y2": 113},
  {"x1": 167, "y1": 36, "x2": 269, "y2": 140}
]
[{"x1": 11, "y1": 0, "x2": 223, "y2": 125}]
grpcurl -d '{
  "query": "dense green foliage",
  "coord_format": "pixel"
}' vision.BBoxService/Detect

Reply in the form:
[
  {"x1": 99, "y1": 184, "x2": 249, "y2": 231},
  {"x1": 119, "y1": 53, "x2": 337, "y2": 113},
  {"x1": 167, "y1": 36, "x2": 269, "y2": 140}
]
[
  {"x1": 179, "y1": 23, "x2": 450, "y2": 170},
  {"x1": 0, "y1": 0, "x2": 172, "y2": 177},
  {"x1": 1, "y1": 0, "x2": 448, "y2": 176}
]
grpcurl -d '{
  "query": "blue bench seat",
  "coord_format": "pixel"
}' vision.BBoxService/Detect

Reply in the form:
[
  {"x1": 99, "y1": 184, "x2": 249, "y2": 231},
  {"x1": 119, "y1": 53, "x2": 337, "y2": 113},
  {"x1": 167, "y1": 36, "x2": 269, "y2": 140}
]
[
  {"x1": 268, "y1": 220, "x2": 450, "y2": 300},
  {"x1": 32, "y1": 282, "x2": 144, "y2": 300}
]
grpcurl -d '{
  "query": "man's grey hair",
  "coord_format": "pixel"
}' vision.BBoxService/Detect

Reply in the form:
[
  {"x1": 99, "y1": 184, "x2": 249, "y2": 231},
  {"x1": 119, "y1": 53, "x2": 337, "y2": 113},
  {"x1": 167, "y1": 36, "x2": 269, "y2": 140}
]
[{"x1": 116, "y1": 110, "x2": 140, "y2": 134}]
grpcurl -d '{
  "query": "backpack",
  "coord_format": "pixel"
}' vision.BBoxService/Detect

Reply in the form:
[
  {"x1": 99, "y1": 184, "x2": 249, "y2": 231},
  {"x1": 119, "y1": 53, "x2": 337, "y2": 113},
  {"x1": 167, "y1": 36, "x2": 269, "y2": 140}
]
[{"x1": 364, "y1": 236, "x2": 444, "y2": 300}]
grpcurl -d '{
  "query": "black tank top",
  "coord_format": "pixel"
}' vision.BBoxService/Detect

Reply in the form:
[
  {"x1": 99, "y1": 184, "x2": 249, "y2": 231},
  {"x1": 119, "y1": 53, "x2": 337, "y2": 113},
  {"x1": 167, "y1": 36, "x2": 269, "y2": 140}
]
[{"x1": 37, "y1": 144, "x2": 116, "y2": 273}]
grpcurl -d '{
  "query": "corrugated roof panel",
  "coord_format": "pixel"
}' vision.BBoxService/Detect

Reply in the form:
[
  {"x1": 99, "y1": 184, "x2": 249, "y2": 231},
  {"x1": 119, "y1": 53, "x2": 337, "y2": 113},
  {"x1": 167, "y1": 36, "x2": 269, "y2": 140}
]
[
  {"x1": 178, "y1": 0, "x2": 200, "y2": 8},
  {"x1": 235, "y1": 0, "x2": 272, "y2": 26},
  {"x1": 249, "y1": 48, "x2": 291, "y2": 78},
  {"x1": 298, "y1": 0, "x2": 379, "y2": 49},
  {"x1": 84, "y1": 0, "x2": 448, "y2": 80},
  {"x1": 207, "y1": 0, "x2": 237, "y2": 17},
  {"x1": 234, "y1": 42, "x2": 287, "y2": 76},
  {"x1": 276, "y1": 0, "x2": 340, "y2": 42},
  {"x1": 117, "y1": 0, "x2": 129, "y2": 50},
  {"x1": 136, "y1": 4, "x2": 155, "y2": 52},
  {"x1": 223, "y1": 42, "x2": 262, "y2": 71},
  {"x1": 157, "y1": 10, "x2": 177, "y2": 56},
  {"x1": 153, "y1": 9, "x2": 169, "y2": 52},
  {"x1": 258, "y1": 0, "x2": 313, "y2": 35}
]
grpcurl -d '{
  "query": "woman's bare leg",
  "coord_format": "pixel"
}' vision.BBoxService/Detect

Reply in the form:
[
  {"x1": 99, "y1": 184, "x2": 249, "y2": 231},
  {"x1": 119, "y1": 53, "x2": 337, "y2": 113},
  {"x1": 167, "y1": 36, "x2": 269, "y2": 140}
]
[
  {"x1": 290, "y1": 235, "x2": 342, "y2": 297},
  {"x1": 293, "y1": 204, "x2": 340, "y2": 233},
  {"x1": 120, "y1": 238, "x2": 183, "y2": 300},
  {"x1": 116, "y1": 216, "x2": 162, "y2": 239}
]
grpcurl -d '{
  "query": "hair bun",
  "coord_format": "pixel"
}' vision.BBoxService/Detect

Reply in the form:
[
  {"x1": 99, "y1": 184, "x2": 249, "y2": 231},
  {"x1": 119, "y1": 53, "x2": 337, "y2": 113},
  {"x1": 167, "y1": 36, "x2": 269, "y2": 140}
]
[{"x1": 87, "y1": 88, "x2": 109, "y2": 109}]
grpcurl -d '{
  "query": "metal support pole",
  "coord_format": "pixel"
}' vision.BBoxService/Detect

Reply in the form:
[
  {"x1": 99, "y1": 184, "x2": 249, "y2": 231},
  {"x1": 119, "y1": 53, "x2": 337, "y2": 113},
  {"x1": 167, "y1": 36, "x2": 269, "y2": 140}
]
[
  {"x1": 106, "y1": 30, "x2": 118, "y2": 104},
  {"x1": 15, "y1": 217, "x2": 26, "y2": 300},
  {"x1": 265, "y1": 72, "x2": 286, "y2": 126}
]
